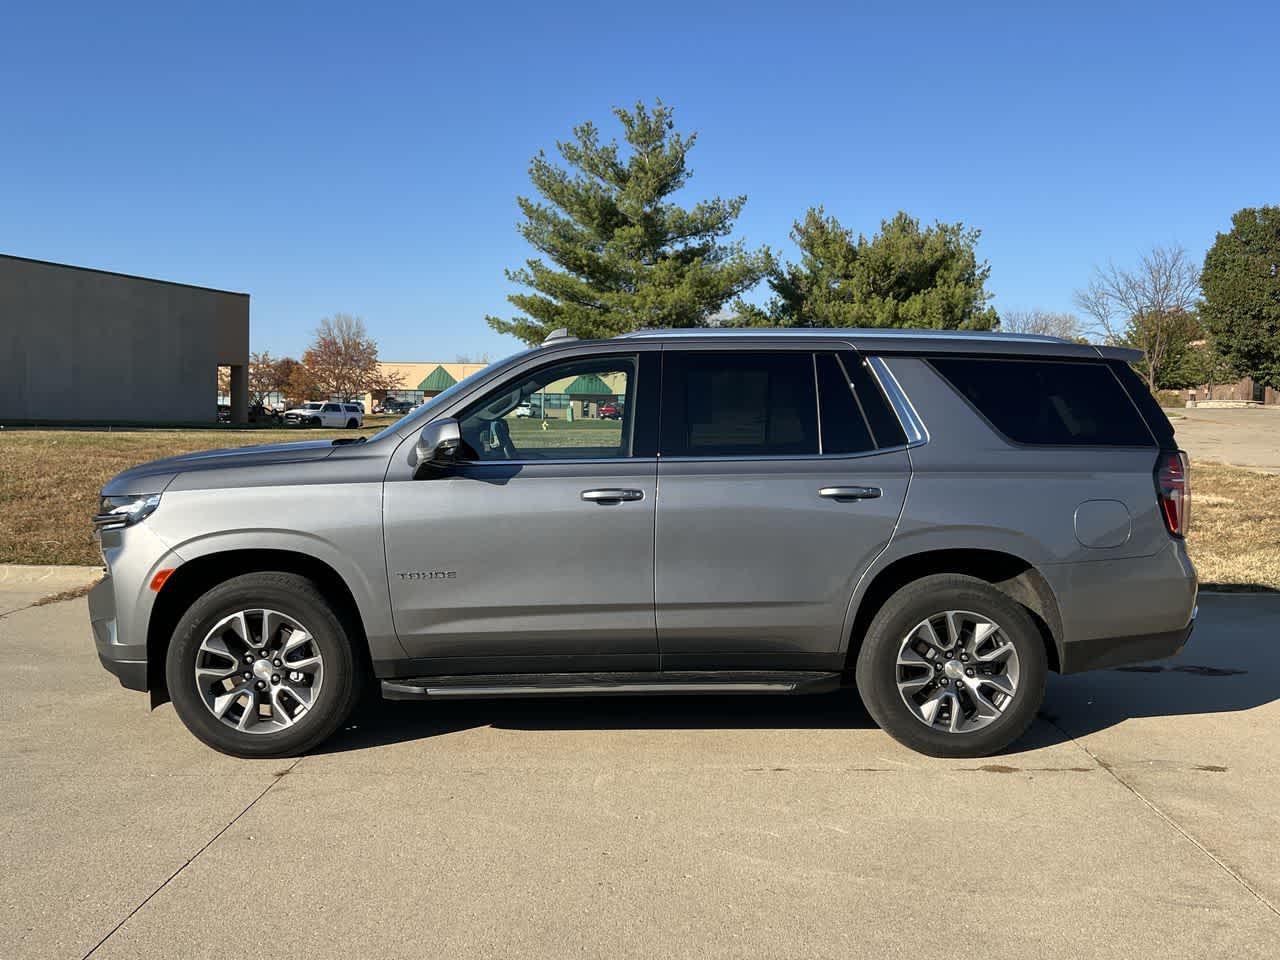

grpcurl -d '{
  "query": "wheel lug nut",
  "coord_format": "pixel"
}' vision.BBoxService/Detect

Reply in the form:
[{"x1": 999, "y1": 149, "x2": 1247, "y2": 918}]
[
  {"x1": 255, "y1": 680, "x2": 266, "y2": 690},
  {"x1": 242, "y1": 671, "x2": 251, "y2": 680},
  {"x1": 273, "y1": 659, "x2": 281, "y2": 667},
  {"x1": 271, "y1": 674, "x2": 280, "y2": 684},
  {"x1": 966, "y1": 668, "x2": 975, "y2": 677}
]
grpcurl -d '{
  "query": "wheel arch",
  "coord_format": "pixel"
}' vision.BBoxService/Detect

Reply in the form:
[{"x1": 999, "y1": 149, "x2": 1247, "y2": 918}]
[
  {"x1": 845, "y1": 549, "x2": 1064, "y2": 674},
  {"x1": 146, "y1": 548, "x2": 370, "y2": 708}
]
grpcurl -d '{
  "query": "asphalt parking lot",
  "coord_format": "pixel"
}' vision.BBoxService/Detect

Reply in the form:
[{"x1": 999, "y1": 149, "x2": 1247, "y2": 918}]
[{"x1": 2, "y1": 586, "x2": 1278, "y2": 959}]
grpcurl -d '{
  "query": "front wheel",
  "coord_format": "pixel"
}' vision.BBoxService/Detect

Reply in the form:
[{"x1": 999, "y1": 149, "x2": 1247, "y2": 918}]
[
  {"x1": 165, "y1": 572, "x2": 361, "y2": 758},
  {"x1": 855, "y1": 574, "x2": 1047, "y2": 758},
  {"x1": 346, "y1": 418, "x2": 359, "y2": 428}
]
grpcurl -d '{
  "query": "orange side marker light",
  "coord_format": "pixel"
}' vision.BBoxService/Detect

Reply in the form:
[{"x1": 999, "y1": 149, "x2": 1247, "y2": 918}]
[{"x1": 150, "y1": 568, "x2": 175, "y2": 592}]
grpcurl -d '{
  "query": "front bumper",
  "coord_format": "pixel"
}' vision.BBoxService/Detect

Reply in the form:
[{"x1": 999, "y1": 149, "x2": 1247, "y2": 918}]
[
  {"x1": 89, "y1": 523, "x2": 181, "y2": 694},
  {"x1": 89, "y1": 574, "x2": 149, "y2": 691}
]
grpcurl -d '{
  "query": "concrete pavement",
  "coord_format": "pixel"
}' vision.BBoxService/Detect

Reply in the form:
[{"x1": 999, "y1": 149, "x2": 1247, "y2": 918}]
[
  {"x1": 2, "y1": 590, "x2": 1278, "y2": 959},
  {"x1": 1173, "y1": 406, "x2": 1280, "y2": 473},
  {"x1": 0, "y1": 565, "x2": 100, "y2": 617}
]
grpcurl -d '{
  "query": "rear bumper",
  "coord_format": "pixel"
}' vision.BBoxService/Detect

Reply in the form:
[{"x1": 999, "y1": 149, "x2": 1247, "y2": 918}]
[
  {"x1": 1045, "y1": 539, "x2": 1198, "y2": 674},
  {"x1": 1059, "y1": 608, "x2": 1196, "y2": 673}
]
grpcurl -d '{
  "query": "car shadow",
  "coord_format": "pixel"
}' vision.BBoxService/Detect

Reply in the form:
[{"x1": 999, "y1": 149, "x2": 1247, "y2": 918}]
[
  {"x1": 319, "y1": 687, "x2": 879, "y2": 755},
  {"x1": 316, "y1": 596, "x2": 1279, "y2": 757}
]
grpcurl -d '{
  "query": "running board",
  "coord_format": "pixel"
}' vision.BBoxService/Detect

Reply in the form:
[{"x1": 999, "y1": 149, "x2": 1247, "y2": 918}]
[{"x1": 380, "y1": 670, "x2": 842, "y2": 701}]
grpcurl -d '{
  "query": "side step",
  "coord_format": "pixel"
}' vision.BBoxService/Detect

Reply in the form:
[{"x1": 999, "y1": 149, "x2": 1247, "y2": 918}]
[{"x1": 380, "y1": 670, "x2": 842, "y2": 701}]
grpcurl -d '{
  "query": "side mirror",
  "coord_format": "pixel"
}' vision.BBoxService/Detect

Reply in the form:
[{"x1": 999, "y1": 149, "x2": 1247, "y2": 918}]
[{"x1": 413, "y1": 418, "x2": 463, "y2": 477}]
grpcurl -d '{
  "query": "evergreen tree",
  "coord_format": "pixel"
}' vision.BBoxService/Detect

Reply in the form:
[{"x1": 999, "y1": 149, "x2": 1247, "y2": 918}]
[
  {"x1": 487, "y1": 100, "x2": 772, "y2": 345},
  {"x1": 1201, "y1": 206, "x2": 1280, "y2": 389},
  {"x1": 733, "y1": 209, "x2": 998, "y2": 329}
]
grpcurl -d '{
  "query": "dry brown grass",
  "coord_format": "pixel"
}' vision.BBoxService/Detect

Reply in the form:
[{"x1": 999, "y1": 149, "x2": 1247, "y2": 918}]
[
  {"x1": 0, "y1": 427, "x2": 368, "y2": 566},
  {"x1": 2, "y1": 431, "x2": 1276, "y2": 591},
  {"x1": 1184, "y1": 461, "x2": 1280, "y2": 591}
]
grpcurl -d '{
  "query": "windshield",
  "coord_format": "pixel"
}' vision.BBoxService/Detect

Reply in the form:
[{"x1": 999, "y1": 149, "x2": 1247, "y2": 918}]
[{"x1": 367, "y1": 348, "x2": 537, "y2": 444}]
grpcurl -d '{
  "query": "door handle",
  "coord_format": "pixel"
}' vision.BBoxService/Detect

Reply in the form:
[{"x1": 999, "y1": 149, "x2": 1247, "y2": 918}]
[
  {"x1": 819, "y1": 486, "x2": 882, "y2": 502},
  {"x1": 581, "y1": 488, "x2": 644, "y2": 504}
]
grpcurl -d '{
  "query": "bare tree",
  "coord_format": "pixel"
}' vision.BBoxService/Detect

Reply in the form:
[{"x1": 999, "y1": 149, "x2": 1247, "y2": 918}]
[
  {"x1": 454, "y1": 352, "x2": 494, "y2": 364},
  {"x1": 999, "y1": 310, "x2": 1083, "y2": 340},
  {"x1": 247, "y1": 351, "x2": 297, "y2": 407},
  {"x1": 300, "y1": 314, "x2": 403, "y2": 401},
  {"x1": 1075, "y1": 245, "x2": 1201, "y2": 390}
]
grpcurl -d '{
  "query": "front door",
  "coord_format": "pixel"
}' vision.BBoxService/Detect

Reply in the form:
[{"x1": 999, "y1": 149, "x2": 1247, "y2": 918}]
[
  {"x1": 383, "y1": 350, "x2": 660, "y2": 673},
  {"x1": 654, "y1": 349, "x2": 911, "y2": 670}
]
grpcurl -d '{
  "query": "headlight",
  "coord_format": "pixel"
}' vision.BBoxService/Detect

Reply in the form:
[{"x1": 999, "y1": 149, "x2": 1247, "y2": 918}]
[{"x1": 93, "y1": 493, "x2": 162, "y2": 530}]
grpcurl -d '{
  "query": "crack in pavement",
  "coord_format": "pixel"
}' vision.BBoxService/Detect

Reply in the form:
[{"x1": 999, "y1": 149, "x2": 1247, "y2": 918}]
[
  {"x1": 1038, "y1": 713, "x2": 1280, "y2": 921},
  {"x1": 80, "y1": 757, "x2": 303, "y2": 959}
]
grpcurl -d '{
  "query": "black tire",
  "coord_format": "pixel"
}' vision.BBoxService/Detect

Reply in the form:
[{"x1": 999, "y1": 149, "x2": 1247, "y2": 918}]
[
  {"x1": 346, "y1": 418, "x2": 358, "y2": 428},
  {"x1": 165, "y1": 572, "x2": 362, "y2": 758},
  {"x1": 854, "y1": 574, "x2": 1047, "y2": 758}
]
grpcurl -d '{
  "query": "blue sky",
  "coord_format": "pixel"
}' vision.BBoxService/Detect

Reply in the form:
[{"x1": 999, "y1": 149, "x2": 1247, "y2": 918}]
[{"x1": 3, "y1": 1, "x2": 1276, "y2": 360}]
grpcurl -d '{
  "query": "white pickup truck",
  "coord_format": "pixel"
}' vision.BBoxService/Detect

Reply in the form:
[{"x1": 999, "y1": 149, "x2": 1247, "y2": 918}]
[{"x1": 282, "y1": 401, "x2": 364, "y2": 428}]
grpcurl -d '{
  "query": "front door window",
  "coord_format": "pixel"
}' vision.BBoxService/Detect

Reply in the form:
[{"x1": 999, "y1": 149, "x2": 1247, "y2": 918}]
[{"x1": 457, "y1": 355, "x2": 638, "y2": 461}]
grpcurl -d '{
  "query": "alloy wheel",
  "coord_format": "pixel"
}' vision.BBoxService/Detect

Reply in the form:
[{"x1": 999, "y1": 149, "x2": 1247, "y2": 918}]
[
  {"x1": 895, "y1": 609, "x2": 1020, "y2": 734},
  {"x1": 194, "y1": 609, "x2": 324, "y2": 734}
]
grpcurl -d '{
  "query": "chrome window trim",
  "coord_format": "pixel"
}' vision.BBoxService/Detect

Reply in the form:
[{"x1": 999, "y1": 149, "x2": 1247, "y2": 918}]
[
  {"x1": 455, "y1": 456, "x2": 656, "y2": 467},
  {"x1": 865, "y1": 355, "x2": 928, "y2": 447}
]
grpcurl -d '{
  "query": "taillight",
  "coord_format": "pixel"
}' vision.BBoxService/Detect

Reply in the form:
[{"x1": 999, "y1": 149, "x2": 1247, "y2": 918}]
[{"x1": 1155, "y1": 451, "x2": 1190, "y2": 538}]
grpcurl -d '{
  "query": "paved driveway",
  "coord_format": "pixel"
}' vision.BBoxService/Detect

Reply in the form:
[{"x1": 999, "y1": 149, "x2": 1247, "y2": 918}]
[
  {"x1": 2, "y1": 589, "x2": 1278, "y2": 959},
  {"x1": 1174, "y1": 406, "x2": 1280, "y2": 472}
]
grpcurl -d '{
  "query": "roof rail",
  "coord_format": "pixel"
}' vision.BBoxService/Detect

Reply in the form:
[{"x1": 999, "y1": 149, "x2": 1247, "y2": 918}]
[{"x1": 542, "y1": 327, "x2": 577, "y2": 346}]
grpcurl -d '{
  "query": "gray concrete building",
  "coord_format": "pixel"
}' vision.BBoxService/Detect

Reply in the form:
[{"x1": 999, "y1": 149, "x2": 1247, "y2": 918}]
[{"x1": 0, "y1": 254, "x2": 249, "y2": 423}]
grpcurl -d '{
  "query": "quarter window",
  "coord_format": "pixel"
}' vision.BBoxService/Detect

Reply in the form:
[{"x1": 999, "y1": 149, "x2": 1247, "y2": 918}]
[{"x1": 929, "y1": 357, "x2": 1153, "y2": 446}]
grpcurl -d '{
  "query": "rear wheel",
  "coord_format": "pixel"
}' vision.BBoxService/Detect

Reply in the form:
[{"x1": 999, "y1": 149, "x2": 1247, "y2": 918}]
[
  {"x1": 166, "y1": 573, "x2": 361, "y2": 758},
  {"x1": 346, "y1": 418, "x2": 358, "y2": 428},
  {"x1": 855, "y1": 574, "x2": 1046, "y2": 757}
]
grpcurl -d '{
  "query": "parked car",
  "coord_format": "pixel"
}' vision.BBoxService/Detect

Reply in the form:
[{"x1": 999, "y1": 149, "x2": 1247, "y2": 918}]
[
  {"x1": 598, "y1": 401, "x2": 622, "y2": 420},
  {"x1": 216, "y1": 404, "x2": 230, "y2": 423},
  {"x1": 381, "y1": 399, "x2": 415, "y2": 415},
  {"x1": 90, "y1": 328, "x2": 1195, "y2": 759},
  {"x1": 514, "y1": 401, "x2": 535, "y2": 418},
  {"x1": 283, "y1": 402, "x2": 363, "y2": 428}
]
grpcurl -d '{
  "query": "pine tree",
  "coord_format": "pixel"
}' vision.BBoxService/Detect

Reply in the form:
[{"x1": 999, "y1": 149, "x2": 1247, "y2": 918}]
[
  {"x1": 487, "y1": 100, "x2": 773, "y2": 345},
  {"x1": 733, "y1": 209, "x2": 998, "y2": 330}
]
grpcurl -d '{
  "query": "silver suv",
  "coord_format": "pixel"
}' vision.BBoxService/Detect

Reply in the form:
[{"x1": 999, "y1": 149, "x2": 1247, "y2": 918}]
[{"x1": 90, "y1": 329, "x2": 1197, "y2": 758}]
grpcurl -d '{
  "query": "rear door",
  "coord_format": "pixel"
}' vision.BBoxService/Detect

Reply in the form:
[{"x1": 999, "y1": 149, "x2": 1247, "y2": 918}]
[{"x1": 655, "y1": 348, "x2": 911, "y2": 669}]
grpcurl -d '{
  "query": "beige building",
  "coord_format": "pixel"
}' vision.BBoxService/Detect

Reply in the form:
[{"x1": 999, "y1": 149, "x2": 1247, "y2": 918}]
[
  {"x1": 364, "y1": 361, "x2": 489, "y2": 411},
  {"x1": 365, "y1": 360, "x2": 628, "y2": 417}
]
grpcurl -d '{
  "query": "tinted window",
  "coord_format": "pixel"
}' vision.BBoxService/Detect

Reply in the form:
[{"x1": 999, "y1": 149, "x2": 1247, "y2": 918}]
[
  {"x1": 930, "y1": 357, "x2": 1153, "y2": 446},
  {"x1": 816, "y1": 353, "x2": 875, "y2": 454},
  {"x1": 661, "y1": 352, "x2": 818, "y2": 457},
  {"x1": 839, "y1": 352, "x2": 908, "y2": 448},
  {"x1": 322, "y1": 403, "x2": 340, "y2": 413},
  {"x1": 458, "y1": 354, "x2": 638, "y2": 461},
  {"x1": 1106, "y1": 359, "x2": 1176, "y2": 449}
]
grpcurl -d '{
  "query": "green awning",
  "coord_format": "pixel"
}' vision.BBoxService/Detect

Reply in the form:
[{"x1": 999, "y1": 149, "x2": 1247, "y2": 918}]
[
  {"x1": 563, "y1": 374, "x2": 613, "y2": 396},
  {"x1": 417, "y1": 365, "x2": 458, "y2": 392}
]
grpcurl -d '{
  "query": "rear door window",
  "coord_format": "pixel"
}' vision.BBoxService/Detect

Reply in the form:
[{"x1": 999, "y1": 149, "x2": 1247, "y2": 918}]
[
  {"x1": 929, "y1": 357, "x2": 1154, "y2": 446},
  {"x1": 815, "y1": 353, "x2": 876, "y2": 454},
  {"x1": 660, "y1": 352, "x2": 818, "y2": 457}
]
